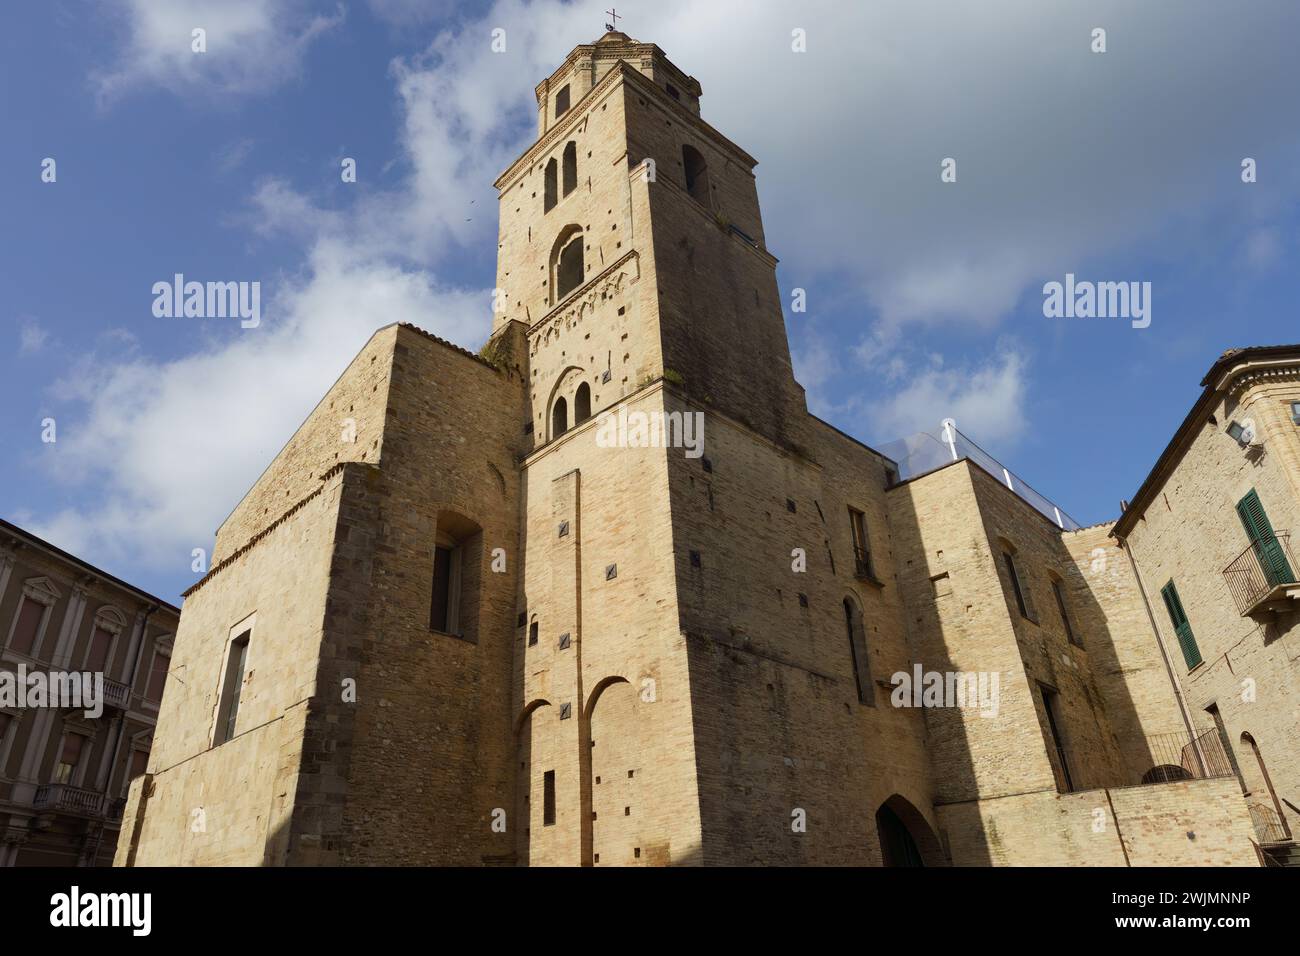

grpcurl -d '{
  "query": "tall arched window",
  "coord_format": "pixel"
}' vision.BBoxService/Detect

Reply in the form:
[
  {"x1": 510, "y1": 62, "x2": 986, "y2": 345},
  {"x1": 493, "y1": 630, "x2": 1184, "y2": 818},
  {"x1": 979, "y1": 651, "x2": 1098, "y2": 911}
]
[
  {"x1": 562, "y1": 141, "x2": 577, "y2": 196},
  {"x1": 556, "y1": 235, "x2": 584, "y2": 299},
  {"x1": 574, "y1": 382, "x2": 591, "y2": 424},
  {"x1": 843, "y1": 596, "x2": 873, "y2": 705},
  {"x1": 682, "y1": 144, "x2": 710, "y2": 205},
  {"x1": 544, "y1": 158, "x2": 557, "y2": 212},
  {"x1": 552, "y1": 396, "x2": 568, "y2": 438}
]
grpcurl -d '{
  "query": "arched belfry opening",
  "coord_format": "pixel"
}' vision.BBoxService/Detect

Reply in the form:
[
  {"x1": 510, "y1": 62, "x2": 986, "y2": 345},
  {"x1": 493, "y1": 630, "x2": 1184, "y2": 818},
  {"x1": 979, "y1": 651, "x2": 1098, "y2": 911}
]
[
  {"x1": 551, "y1": 225, "x2": 585, "y2": 302},
  {"x1": 552, "y1": 396, "x2": 568, "y2": 439},
  {"x1": 544, "y1": 158, "x2": 558, "y2": 212},
  {"x1": 574, "y1": 382, "x2": 592, "y2": 424},
  {"x1": 682, "y1": 144, "x2": 710, "y2": 205},
  {"x1": 562, "y1": 141, "x2": 577, "y2": 196}
]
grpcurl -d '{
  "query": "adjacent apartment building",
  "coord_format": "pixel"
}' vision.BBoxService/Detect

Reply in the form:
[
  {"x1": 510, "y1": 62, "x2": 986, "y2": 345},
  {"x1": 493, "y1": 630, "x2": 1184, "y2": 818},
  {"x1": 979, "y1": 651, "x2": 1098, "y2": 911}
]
[
  {"x1": 1, "y1": 518, "x2": 178, "y2": 866},
  {"x1": 1110, "y1": 345, "x2": 1300, "y2": 858},
  {"x1": 115, "y1": 33, "x2": 1293, "y2": 867}
]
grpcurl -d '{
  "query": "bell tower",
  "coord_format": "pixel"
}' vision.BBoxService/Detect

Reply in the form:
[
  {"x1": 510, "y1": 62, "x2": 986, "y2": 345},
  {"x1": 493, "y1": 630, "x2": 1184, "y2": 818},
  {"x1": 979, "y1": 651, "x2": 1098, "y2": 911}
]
[
  {"x1": 495, "y1": 32, "x2": 817, "y2": 867},
  {"x1": 492, "y1": 30, "x2": 810, "y2": 455}
]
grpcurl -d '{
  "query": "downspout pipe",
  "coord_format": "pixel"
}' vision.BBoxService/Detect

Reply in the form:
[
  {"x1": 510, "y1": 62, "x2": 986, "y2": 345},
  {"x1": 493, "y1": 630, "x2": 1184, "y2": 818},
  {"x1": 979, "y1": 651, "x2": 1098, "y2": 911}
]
[{"x1": 1117, "y1": 536, "x2": 1204, "y2": 766}]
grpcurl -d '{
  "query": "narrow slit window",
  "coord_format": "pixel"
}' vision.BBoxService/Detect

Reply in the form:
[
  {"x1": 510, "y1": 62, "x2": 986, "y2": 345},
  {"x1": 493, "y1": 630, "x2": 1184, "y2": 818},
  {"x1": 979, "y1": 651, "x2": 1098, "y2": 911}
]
[
  {"x1": 562, "y1": 141, "x2": 577, "y2": 196},
  {"x1": 543, "y1": 770, "x2": 556, "y2": 826},
  {"x1": 1039, "y1": 686, "x2": 1073, "y2": 792},
  {"x1": 1051, "y1": 578, "x2": 1079, "y2": 646},
  {"x1": 1002, "y1": 550, "x2": 1033, "y2": 621},
  {"x1": 214, "y1": 631, "x2": 250, "y2": 746},
  {"x1": 544, "y1": 158, "x2": 557, "y2": 212}
]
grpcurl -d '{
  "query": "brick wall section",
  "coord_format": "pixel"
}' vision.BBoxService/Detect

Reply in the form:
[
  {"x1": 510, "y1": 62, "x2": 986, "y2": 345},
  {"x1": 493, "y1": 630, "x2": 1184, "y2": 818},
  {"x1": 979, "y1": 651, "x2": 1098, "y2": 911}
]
[
  {"x1": 328, "y1": 326, "x2": 526, "y2": 864},
  {"x1": 1110, "y1": 777, "x2": 1259, "y2": 865},
  {"x1": 516, "y1": 385, "x2": 703, "y2": 866},
  {"x1": 886, "y1": 462, "x2": 1060, "y2": 805},
  {"x1": 1059, "y1": 525, "x2": 1188, "y2": 782},
  {"x1": 939, "y1": 777, "x2": 1256, "y2": 866},
  {"x1": 671, "y1": 403, "x2": 938, "y2": 865}
]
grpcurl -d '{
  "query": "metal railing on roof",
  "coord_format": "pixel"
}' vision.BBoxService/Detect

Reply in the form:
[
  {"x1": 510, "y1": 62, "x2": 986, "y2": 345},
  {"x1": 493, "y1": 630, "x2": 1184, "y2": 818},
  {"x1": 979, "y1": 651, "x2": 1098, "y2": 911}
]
[{"x1": 878, "y1": 420, "x2": 1083, "y2": 531}]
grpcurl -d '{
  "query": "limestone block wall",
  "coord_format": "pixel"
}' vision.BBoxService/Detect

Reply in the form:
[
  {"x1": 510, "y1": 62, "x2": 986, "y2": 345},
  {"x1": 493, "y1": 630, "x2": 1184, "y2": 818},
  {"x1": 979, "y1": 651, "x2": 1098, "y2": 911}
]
[
  {"x1": 885, "y1": 462, "x2": 1060, "y2": 805},
  {"x1": 965, "y1": 466, "x2": 1133, "y2": 794},
  {"x1": 1120, "y1": 375, "x2": 1300, "y2": 837},
  {"x1": 1060, "y1": 525, "x2": 1188, "y2": 781},
  {"x1": 634, "y1": 76, "x2": 810, "y2": 458},
  {"x1": 327, "y1": 325, "x2": 526, "y2": 865},
  {"x1": 117, "y1": 465, "x2": 347, "y2": 866},
  {"x1": 515, "y1": 383, "x2": 702, "y2": 866},
  {"x1": 669, "y1": 402, "x2": 937, "y2": 865}
]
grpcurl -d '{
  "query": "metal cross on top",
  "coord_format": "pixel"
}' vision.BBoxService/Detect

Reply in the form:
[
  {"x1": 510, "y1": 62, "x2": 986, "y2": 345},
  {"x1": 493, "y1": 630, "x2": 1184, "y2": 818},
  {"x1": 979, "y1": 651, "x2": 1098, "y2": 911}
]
[{"x1": 605, "y1": 8, "x2": 621, "y2": 31}]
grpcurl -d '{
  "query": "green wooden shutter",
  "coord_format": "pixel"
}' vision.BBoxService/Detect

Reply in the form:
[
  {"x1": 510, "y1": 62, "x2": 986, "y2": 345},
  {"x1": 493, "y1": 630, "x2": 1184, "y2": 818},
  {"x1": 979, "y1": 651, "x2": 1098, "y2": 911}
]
[
  {"x1": 1160, "y1": 581, "x2": 1202, "y2": 670},
  {"x1": 1236, "y1": 489, "x2": 1295, "y2": 587}
]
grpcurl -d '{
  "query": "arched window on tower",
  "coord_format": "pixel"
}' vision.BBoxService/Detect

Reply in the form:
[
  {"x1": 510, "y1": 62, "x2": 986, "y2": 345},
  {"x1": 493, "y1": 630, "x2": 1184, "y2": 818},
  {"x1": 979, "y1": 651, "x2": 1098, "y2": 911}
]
[
  {"x1": 544, "y1": 158, "x2": 558, "y2": 212},
  {"x1": 562, "y1": 141, "x2": 577, "y2": 196},
  {"x1": 682, "y1": 144, "x2": 710, "y2": 205},
  {"x1": 552, "y1": 396, "x2": 568, "y2": 439},
  {"x1": 574, "y1": 382, "x2": 591, "y2": 424},
  {"x1": 556, "y1": 234, "x2": 584, "y2": 299}
]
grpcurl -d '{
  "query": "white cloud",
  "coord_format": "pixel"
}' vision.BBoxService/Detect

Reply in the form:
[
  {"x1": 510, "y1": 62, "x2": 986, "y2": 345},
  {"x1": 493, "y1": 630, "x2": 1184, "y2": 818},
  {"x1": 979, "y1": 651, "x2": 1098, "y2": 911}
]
[
  {"x1": 42, "y1": 0, "x2": 1300, "y2": 585},
  {"x1": 1240, "y1": 227, "x2": 1284, "y2": 272},
  {"x1": 19, "y1": 320, "x2": 49, "y2": 355},
  {"x1": 34, "y1": 240, "x2": 488, "y2": 570},
  {"x1": 873, "y1": 348, "x2": 1029, "y2": 449},
  {"x1": 93, "y1": 0, "x2": 343, "y2": 101}
]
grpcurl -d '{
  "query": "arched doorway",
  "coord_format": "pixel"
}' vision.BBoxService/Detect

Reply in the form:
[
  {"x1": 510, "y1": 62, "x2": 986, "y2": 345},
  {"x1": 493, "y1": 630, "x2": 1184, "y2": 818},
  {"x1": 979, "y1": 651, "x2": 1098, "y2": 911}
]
[{"x1": 875, "y1": 794, "x2": 945, "y2": 867}]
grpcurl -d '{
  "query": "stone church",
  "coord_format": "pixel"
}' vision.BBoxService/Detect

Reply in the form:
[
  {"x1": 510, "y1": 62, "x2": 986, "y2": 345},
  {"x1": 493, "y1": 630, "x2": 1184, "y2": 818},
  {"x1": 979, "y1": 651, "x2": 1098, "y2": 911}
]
[{"x1": 116, "y1": 33, "x2": 1297, "y2": 867}]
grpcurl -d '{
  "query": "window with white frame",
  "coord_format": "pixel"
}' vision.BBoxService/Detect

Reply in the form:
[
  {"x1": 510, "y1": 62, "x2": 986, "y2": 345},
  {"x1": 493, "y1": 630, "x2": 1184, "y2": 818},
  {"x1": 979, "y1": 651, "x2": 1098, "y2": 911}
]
[
  {"x1": 144, "y1": 644, "x2": 170, "y2": 704},
  {"x1": 6, "y1": 579, "x2": 58, "y2": 657}
]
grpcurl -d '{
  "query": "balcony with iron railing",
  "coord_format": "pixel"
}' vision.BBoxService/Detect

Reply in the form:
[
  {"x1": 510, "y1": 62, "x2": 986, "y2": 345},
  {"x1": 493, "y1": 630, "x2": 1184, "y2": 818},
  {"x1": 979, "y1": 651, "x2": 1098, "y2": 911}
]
[
  {"x1": 32, "y1": 783, "x2": 106, "y2": 817},
  {"x1": 1222, "y1": 532, "x2": 1300, "y2": 617},
  {"x1": 1052, "y1": 728, "x2": 1235, "y2": 794},
  {"x1": 852, "y1": 546, "x2": 877, "y2": 583}
]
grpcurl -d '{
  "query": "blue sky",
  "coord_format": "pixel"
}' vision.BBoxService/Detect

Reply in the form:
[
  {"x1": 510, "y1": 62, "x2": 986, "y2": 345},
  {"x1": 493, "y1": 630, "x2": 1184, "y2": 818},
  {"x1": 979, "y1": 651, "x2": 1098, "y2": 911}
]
[{"x1": 4, "y1": 0, "x2": 1300, "y2": 605}]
